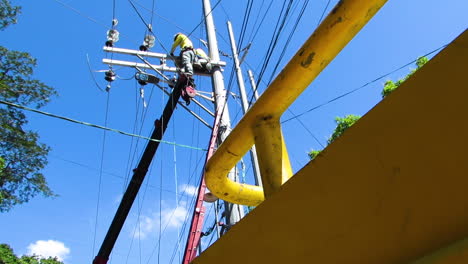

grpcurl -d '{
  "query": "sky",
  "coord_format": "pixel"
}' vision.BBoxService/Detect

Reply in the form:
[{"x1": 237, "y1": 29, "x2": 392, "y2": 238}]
[{"x1": 0, "y1": 0, "x2": 467, "y2": 263}]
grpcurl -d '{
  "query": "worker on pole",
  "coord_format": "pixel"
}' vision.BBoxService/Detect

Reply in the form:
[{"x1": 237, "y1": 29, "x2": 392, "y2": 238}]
[{"x1": 170, "y1": 33, "x2": 194, "y2": 76}]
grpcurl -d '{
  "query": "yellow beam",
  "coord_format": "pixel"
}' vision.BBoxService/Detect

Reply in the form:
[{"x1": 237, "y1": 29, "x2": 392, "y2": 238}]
[
  {"x1": 194, "y1": 28, "x2": 468, "y2": 264},
  {"x1": 205, "y1": 0, "x2": 389, "y2": 206}
]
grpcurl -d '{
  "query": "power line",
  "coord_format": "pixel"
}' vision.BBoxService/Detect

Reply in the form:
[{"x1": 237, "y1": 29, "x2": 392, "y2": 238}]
[
  {"x1": 144, "y1": 153, "x2": 205, "y2": 264},
  {"x1": 0, "y1": 100, "x2": 207, "y2": 151},
  {"x1": 128, "y1": 0, "x2": 153, "y2": 32},
  {"x1": 254, "y1": 0, "x2": 294, "y2": 96},
  {"x1": 267, "y1": 0, "x2": 310, "y2": 85},
  {"x1": 92, "y1": 92, "x2": 111, "y2": 257},
  {"x1": 281, "y1": 44, "x2": 448, "y2": 123},
  {"x1": 248, "y1": 1, "x2": 274, "y2": 45},
  {"x1": 112, "y1": 0, "x2": 117, "y2": 24},
  {"x1": 188, "y1": 0, "x2": 222, "y2": 38},
  {"x1": 150, "y1": 0, "x2": 156, "y2": 26},
  {"x1": 317, "y1": 0, "x2": 332, "y2": 27},
  {"x1": 50, "y1": 154, "x2": 178, "y2": 194},
  {"x1": 52, "y1": 0, "x2": 106, "y2": 27},
  {"x1": 236, "y1": 0, "x2": 254, "y2": 53}
]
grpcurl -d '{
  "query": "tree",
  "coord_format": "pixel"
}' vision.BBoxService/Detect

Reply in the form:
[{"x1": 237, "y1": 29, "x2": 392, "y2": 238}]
[
  {"x1": 0, "y1": 0, "x2": 20, "y2": 30},
  {"x1": 308, "y1": 114, "x2": 361, "y2": 160},
  {"x1": 0, "y1": 0, "x2": 58, "y2": 212},
  {"x1": 0, "y1": 244, "x2": 64, "y2": 264}
]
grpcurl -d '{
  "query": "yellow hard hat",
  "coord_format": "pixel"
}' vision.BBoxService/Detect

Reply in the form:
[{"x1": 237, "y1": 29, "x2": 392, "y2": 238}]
[{"x1": 173, "y1": 32, "x2": 183, "y2": 41}]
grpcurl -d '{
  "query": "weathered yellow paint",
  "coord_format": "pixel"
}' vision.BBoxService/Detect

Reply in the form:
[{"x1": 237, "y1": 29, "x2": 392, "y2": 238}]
[
  {"x1": 252, "y1": 117, "x2": 293, "y2": 198},
  {"x1": 194, "y1": 29, "x2": 468, "y2": 263},
  {"x1": 205, "y1": 0, "x2": 389, "y2": 206}
]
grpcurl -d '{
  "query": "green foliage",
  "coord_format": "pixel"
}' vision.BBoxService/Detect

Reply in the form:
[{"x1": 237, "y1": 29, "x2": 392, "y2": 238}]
[
  {"x1": 308, "y1": 150, "x2": 322, "y2": 160},
  {"x1": 327, "y1": 114, "x2": 361, "y2": 144},
  {"x1": 0, "y1": 47, "x2": 57, "y2": 107},
  {"x1": 0, "y1": 0, "x2": 20, "y2": 31},
  {"x1": 382, "y1": 56, "x2": 428, "y2": 98},
  {"x1": 0, "y1": 3, "x2": 57, "y2": 212},
  {"x1": 308, "y1": 114, "x2": 361, "y2": 160},
  {"x1": 0, "y1": 244, "x2": 63, "y2": 264}
]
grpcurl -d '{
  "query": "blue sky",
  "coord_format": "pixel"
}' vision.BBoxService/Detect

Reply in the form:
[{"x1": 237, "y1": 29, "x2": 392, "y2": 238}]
[{"x1": 0, "y1": 0, "x2": 467, "y2": 263}]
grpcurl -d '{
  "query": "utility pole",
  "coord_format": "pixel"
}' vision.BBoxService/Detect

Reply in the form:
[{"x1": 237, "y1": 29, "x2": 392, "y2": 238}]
[
  {"x1": 247, "y1": 69, "x2": 260, "y2": 100},
  {"x1": 202, "y1": 0, "x2": 244, "y2": 228},
  {"x1": 227, "y1": 21, "x2": 262, "y2": 187}
]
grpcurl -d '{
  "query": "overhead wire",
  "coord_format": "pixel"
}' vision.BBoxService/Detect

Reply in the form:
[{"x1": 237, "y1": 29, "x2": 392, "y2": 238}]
[
  {"x1": 92, "y1": 92, "x2": 111, "y2": 257},
  {"x1": 317, "y1": 0, "x2": 332, "y2": 27},
  {"x1": 86, "y1": 54, "x2": 105, "y2": 92},
  {"x1": 281, "y1": 44, "x2": 448, "y2": 123},
  {"x1": 144, "y1": 153, "x2": 205, "y2": 264},
  {"x1": 128, "y1": 0, "x2": 153, "y2": 33},
  {"x1": 267, "y1": 0, "x2": 310, "y2": 85},
  {"x1": 0, "y1": 100, "x2": 207, "y2": 151},
  {"x1": 124, "y1": 82, "x2": 158, "y2": 263},
  {"x1": 236, "y1": 0, "x2": 254, "y2": 53},
  {"x1": 168, "y1": 77, "x2": 206, "y2": 260},
  {"x1": 241, "y1": 61, "x2": 325, "y2": 148},
  {"x1": 124, "y1": 157, "x2": 157, "y2": 264},
  {"x1": 157, "y1": 81, "x2": 168, "y2": 264},
  {"x1": 220, "y1": 2, "x2": 231, "y2": 21},
  {"x1": 245, "y1": 0, "x2": 265, "y2": 43},
  {"x1": 171, "y1": 81, "x2": 182, "y2": 263},
  {"x1": 49, "y1": 154, "x2": 184, "y2": 196},
  {"x1": 52, "y1": 0, "x2": 106, "y2": 27},
  {"x1": 253, "y1": 0, "x2": 294, "y2": 98},
  {"x1": 123, "y1": 82, "x2": 144, "y2": 191},
  {"x1": 112, "y1": 0, "x2": 116, "y2": 24},
  {"x1": 247, "y1": 1, "x2": 274, "y2": 45},
  {"x1": 158, "y1": 159, "x2": 163, "y2": 264},
  {"x1": 187, "y1": 0, "x2": 222, "y2": 38},
  {"x1": 150, "y1": 0, "x2": 156, "y2": 26}
]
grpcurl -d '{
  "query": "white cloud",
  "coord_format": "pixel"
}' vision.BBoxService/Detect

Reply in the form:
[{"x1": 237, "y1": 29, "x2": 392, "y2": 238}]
[
  {"x1": 161, "y1": 201, "x2": 188, "y2": 229},
  {"x1": 179, "y1": 184, "x2": 198, "y2": 196},
  {"x1": 130, "y1": 201, "x2": 189, "y2": 239},
  {"x1": 27, "y1": 240, "x2": 70, "y2": 262},
  {"x1": 132, "y1": 214, "x2": 157, "y2": 239}
]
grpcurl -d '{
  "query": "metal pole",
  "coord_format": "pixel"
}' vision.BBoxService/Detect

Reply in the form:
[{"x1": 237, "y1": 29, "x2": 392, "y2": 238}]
[
  {"x1": 93, "y1": 78, "x2": 185, "y2": 264},
  {"x1": 247, "y1": 69, "x2": 260, "y2": 100},
  {"x1": 181, "y1": 1, "x2": 244, "y2": 263},
  {"x1": 202, "y1": 0, "x2": 244, "y2": 226},
  {"x1": 227, "y1": 21, "x2": 262, "y2": 187}
]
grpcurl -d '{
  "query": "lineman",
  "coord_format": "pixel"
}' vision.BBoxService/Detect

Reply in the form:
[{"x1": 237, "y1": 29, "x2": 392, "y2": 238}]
[{"x1": 170, "y1": 33, "x2": 194, "y2": 76}]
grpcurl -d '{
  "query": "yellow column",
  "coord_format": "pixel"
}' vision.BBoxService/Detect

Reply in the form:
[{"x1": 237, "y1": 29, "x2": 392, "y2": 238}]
[{"x1": 252, "y1": 116, "x2": 293, "y2": 197}]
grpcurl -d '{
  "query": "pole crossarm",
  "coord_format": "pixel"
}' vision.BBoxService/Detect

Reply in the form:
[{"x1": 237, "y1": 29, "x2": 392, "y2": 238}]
[
  {"x1": 103, "y1": 58, "x2": 182, "y2": 74},
  {"x1": 102, "y1": 46, "x2": 227, "y2": 76},
  {"x1": 103, "y1": 46, "x2": 227, "y2": 67},
  {"x1": 204, "y1": 0, "x2": 389, "y2": 206}
]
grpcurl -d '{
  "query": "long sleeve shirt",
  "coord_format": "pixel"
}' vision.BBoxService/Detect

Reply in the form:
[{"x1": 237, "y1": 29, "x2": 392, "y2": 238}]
[{"x1": 170, "y1": 34, "x2": 193, "y2": 54}]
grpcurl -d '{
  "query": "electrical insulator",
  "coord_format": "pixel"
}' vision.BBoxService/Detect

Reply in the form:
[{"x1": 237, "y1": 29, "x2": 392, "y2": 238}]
[
  {"x1": 135, "y1": 72, "x2": 160, "y2": 85},
  {"x1": 105, "y1": 29, "x2": 120, "y2": 47},
  {"x1": 105, "y1": 70, "x2": 116, "y2": 82},
  {"x1": 139, "y1": 35, "x2": 155, "y2": 51}
]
